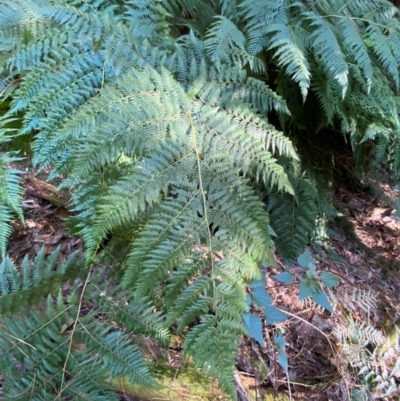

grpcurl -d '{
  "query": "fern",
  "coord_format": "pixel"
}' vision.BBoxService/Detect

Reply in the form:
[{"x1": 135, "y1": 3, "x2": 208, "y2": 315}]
[
  {"x1": 0, "y1": 253, "x2": 162, "y2": 400},
  {"x1": 0, "y1": 247, "x2": 82, "y2": 314},
  {"x1": 333, "y1": 316, "x2": 400, "y2": 397},
  {"x1": 268, "y1": 172, "x2": 318, "y2": 262},
  {"x1": 0, "y1": 293, "x2": 155, "y2": 400},
  {"x1": 204, "y1": 16, "x2": 246, "y2": 63},
  {"x1": 1, "y1": 0, "x2": 400, "y2": 398},
  {"x1": 0, "y1": 151, "x2": 24, "y2": 257},
  {"x1": 241, "y1": 0, "x2": 400, "y2": 171}
]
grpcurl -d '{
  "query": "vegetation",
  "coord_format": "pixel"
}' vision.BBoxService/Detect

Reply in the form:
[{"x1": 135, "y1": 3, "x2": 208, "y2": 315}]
[{"x1": 0, "y1": 0, "x2": 399, "y2": 399}]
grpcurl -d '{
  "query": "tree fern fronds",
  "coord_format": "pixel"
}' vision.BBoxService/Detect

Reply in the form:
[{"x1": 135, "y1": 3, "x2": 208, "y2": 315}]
[
  {"x1": 0, "y1": 0, "x2": 51, "y2": 53},
  {"x1": 124, "y1": 194, "x2": 205, "y2": 293},
  {"x1": 0, "y1": 153, "x2": 24, "y2": 256},
  {"x1": 4, "y1": 30, "x2": 81, "y2": 74},
  {"x1": 92, "y1": 142, "x2": 195, "y2": 251},
  {"x1": 191, "y1": 102, "x2": 293, "y2": 192},
  {"x1": 165, "y1": 256, "x2": 210, "y2": 312},
  {"x1": 0, "y1": 247, "x2": 83, "y2": 314},
  {"x1": 0, "y1": 293, "x2": 155, "y2": 400},
  {"x1": 241, "y1": 0, "x2": 311, "y2": 98},
  {"x1": 338, "y1": 16, "x2": 374, "y2": 92},
  {"x1": 121, "y1": 157, "x2": 275, "y2": 294},
  {"x1": 268, "y1": 174, "x2": 318, "y2": 262},
  {"x1": 87, "y1": 275, "x2": 170, "y2": 343},
  {"x1": 164, "y1": 0, "x2": 217, "y2": 36},
  {"x1": 310, "y1": 65, "x2": 342, "y2": 125},
  {"x1": 240, "y1": 0, "x2": 285, "y2": 54},
  {"x1": 167, "y1": 273, "x2": 213, "y2": 332},
  {"x1": 0, "y1": 203, "x2": 13, "y2": 258},
  {"x1": 388, "y1": 29, "x2": 400, "y2": 70},
  {"x1": 203, "y1": 160, "x2": 275, "y2": 261},
  {"x1": 34, "y1": 64, "x2": 187, "y2": 171},
  {"x1": 66, "y1": 138, "x2": 134, "y2": 187},
  {"x1": 220, "y1": 99, "x2": 295, "y2": 158},
  {"x1": 122, "y1": 0, "x2": 172, "y2": 43},
  {"x1": 240, "y1": 0, "x2": 284, "y2": 23},
  {"x1": 364, "y1": 24, "x2": 399, "y2": 89},
  {"x1": 77, "y1": 325, "x2": 156, "y2": 387},
  {"x1": 221, "y1": 74, "x2": 291, "y2": 116},
  {"x1": 56, "y1": 0, "x2": 122, "y2": 15},
  {"x1": 15, "y1": 60, "x2": 106, "y2": 136},
  {"x1": 184, "y1": 313, "x2": 242, "y2": 397},
  {"x1": 9, "y1": 46, "x2": 105, "y2": 114},
  {"x1": 218, "y1": 0, "x2": 239, "y2": 20},
  {"x1": 0, "y1": 158, "x2": 24, "y2": 221},
  {"x1": 301, "y1": 9, "x2": 349, "y2": 97},
  {"x1": 204, "y1": 16, "x2": 246, "y2": 63},
  {"x1": 264, "y1": 22, "x2": 311, "y2": 100}
]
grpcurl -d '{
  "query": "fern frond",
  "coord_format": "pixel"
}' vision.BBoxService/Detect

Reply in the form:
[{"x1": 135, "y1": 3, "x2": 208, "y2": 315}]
[
  {"x1": 0, "y1": 247, "x2": 83, "y2": 314},
  {"x1": 268, "y1": 173, "x2": 318, "y2": 262},
  {"x1": 204, "y1": 16, "x2": 246, "y2": 63},
  {"x1": 365, "y1": 24, "x2": 399, "y2": 89},
  {"x1": 339, "y1": 16, "x2": 374, "y2": 92},
  {"x1": 263, "y1": 21, "x2": 311, "y2": 99},
  {"x1": 0, "y1": 153, "x2": 24, "y2": 256},
  {"x1": 343, "y1": 288, "x2": 378, "y2": 314},
  {"x1": 76, "y1": 326, "x2": 156, "y2": 386},
  {"x1": 301, "y1": 8, "x2": 349, "y2": 97},
  {"x1": 0, "y1": 291, "x2": 155, "y2": 400},
  {"x1": 334, "y1": 317, "x2": 386, "y2": 348},
  {"x1": 122, "y1": 0, "x2": 172, "y2": 43},
  {"x1": 0, "y1": 203, "x2": 13, "y2": 258},
  {"x1": 88, "y1": 273, "x2": 170, "y2": 344},
  {"x1": 0, "y1": 156, "x2": 24, "y2": 220},
  {"x1": 242, "y1": 0, "x2": 312, "y2": 98},
  {"x1": 182, "y1": 261, "x2": 248, "y2": 397}
]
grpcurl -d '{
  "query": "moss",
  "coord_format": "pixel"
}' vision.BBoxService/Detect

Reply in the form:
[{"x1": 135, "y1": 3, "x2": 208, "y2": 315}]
[{"x1": 111, "y1": 361, "x2": 229, "y2": 401}]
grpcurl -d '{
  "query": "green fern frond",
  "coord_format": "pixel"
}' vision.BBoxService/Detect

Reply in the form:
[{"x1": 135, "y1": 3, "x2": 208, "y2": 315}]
[
  {"x1": 0, "y1": 247, "x2": 83, "y2": 314},
  {"x1": 301, "y1": 8, "x2": 349, "y2": 96},
  {"x1": 122, "y1": 0, "x2": 172, "y2": 43},
  {"x1": 0, "y1": 152, "x2": 24, "y2": 256},
  {"x1": 0, "y1": 291, "x2": 155, "y2": 400},
  {"x1": 3, "y1": 1, "x2": 400, "y2": 398},
  {"x1": 183, "y1": 260, "x2": 248, "y2": 395},
  {"x1": 216, "y1": 73, "x2": 291, "y2": 116},
  {"x1": 263, "y1": 21, "x2": 311, "y2": 99},
  {"x1": 339, "y1": 16, "x2": 374, "y2": 92},
  {"x1": 76, "y1": 327, "x2": 156, "y2": 386},
  {"x1": 0, "y1": 203, "x2": 13, "y2": 258},
  {"x1": 364, "y1": 24, "x2": 399, "y2": 89},
  {"x1": 87, "y1": 273, "x2": 170, "y2": 344},
  {"x1": 0, "y1": 156, "x2": 24, "y2": 220},
  {"x1": 204, "y1": 16, "x2": 246, "y2": 63},
  {"x1": 268, "y1": 173, "x2": 318, "y2": 262}
]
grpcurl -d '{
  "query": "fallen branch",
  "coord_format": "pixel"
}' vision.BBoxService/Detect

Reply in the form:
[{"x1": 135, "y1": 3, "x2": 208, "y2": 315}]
[
  {"x1": 235, "y1": 370, "x2": 250, "y2": 401},
  {"x1": 24, "y1": 175, "x2": 67, "y2": 208}
]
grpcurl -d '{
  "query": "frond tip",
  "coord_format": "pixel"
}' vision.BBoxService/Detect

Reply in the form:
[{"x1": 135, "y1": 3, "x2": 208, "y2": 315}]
[{"x1": 0, "y1": 247, "x2": 83, "y2": 314}]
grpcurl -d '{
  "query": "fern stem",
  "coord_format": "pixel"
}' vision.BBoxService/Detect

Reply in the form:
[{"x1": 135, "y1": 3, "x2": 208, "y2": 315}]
[
  {"x1": 187, "y1": 110, "x2": 216, "y2": 311},
  {"x1": 57, "y1": 267, "x2": 92, "y2": 400}
]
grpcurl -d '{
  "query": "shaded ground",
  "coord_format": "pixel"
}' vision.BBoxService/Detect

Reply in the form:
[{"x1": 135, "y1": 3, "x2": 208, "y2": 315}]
[
  {"x1": 2, "y1": 165, "x2": 400, "y2": 400},
  {"x1": 235, "y1": 182, "x2": 400, "y2": 401}
]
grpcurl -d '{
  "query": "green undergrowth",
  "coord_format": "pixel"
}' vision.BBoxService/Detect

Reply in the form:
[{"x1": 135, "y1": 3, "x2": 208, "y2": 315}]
[
  {"x1": 1, "y1": 0, "x2": 400, "y2": 399},
  {"x1": 111, "y1": 362, "x2": 229, "y2": 401}
]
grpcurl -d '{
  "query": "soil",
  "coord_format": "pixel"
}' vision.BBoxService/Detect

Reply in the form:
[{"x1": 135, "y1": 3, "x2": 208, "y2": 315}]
[{"x1": 2, "y1": 165, "x2": 400, "y2": 401}]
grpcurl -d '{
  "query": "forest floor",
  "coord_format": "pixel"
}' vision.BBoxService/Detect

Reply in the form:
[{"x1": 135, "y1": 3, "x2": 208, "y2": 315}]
[{"x1": 3, "y1": 161, "x2": 400, "y2": 401}]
